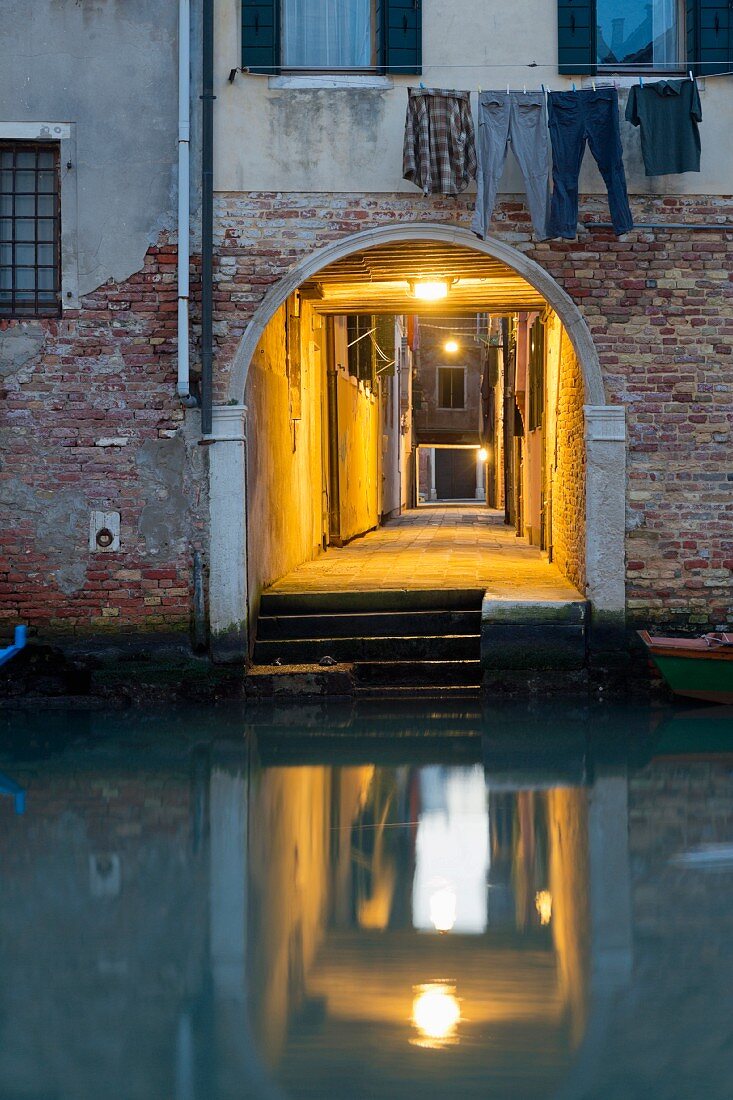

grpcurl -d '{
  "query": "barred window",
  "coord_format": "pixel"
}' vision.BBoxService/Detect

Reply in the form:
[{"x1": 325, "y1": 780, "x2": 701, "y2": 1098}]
[{"x1": 0, "y1": 142, "x2": 61, "y2": 318}]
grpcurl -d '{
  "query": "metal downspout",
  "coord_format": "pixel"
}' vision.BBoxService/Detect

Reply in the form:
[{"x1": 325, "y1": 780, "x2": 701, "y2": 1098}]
[
  {"x1": 200, "y1": 0, "x2": 214, "y2": 434},
  {"x1": 177, "y1": 0, "x2": 196, "y2": 404}
]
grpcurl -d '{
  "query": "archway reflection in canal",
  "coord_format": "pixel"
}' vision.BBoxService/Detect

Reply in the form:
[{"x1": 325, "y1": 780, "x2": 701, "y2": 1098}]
[{"x1": 1, "y1": 701, "x2": 732, "y2": 1098}]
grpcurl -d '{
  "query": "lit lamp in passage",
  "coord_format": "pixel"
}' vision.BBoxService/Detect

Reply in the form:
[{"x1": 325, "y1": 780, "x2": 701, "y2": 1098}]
[
  {"x1": 411, "y1": 982, "x2": 461, "y2": 1047},
  {"x1": 410, "y1": 279, "x2": 449, "y2": 302},
  {"x1": 443, "y1": 338, "x2": 459, "y2": 354},
  {"x1": 478, "y1": 447, "x2": 489, "y2": 463}
]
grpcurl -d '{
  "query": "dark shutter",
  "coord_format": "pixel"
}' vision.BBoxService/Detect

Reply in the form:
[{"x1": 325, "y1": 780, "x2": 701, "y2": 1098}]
[
  {"x1": 242, "y1": 0, "x2": 278, "y2": 74},
  {"x1": 557, "y1": 0, "x2": 596, "y2": 75},
  {"x1": 687, "y1": 0, "x2": 733, "y2": 75},
  {"x1": 383, "y1": 0, "x2": 422, "y2": 75}
]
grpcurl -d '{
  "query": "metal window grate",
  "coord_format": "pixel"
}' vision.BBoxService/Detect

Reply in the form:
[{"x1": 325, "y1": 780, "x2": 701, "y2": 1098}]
[{"x1": 0, "y1": 142, "x2": 61, "y2": 318}]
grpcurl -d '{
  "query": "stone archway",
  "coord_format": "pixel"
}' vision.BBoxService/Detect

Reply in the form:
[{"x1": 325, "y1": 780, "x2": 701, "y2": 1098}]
[
  {"x1": 208, "y1": 224, "x2": 626, "y2": 661},
  {"x1": 226, "y1": 223, "x2": 606, "y2": 406}
]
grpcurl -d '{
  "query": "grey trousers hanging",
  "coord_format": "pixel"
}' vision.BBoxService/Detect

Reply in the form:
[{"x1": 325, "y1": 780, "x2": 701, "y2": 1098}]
[{"x1": 472, "y1": 91, "x2": 551, "y2": 241}]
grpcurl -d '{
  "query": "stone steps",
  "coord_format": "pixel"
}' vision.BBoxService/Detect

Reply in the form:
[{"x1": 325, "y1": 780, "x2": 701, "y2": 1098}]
[{"x1": 249, "y1": 589, "x2": 484, "y2": 694}]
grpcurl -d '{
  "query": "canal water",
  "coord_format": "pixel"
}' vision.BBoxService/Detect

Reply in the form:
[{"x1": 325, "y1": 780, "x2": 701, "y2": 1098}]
[{"x1": 1, "y1": 700, "x2": 733, "y2": 1099}]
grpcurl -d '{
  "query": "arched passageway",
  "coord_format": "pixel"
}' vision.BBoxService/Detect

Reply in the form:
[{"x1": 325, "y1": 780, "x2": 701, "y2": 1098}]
[{"x1": 208, "y1": 226, "x2": 625, "y2": 664}]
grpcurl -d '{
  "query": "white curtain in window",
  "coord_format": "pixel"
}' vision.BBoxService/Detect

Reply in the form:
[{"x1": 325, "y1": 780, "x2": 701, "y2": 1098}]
[
  {"x1": 282, "y1": 0, "x2": 372, "y2": 69},
  {"x1": 651, "y1": 0, "x2": 677, "y2": 65}
]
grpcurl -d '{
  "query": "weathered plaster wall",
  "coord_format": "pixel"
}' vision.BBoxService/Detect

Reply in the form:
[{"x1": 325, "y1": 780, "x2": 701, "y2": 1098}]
[
  {"x1": 0, "y1": 244, "x2": 206, "y2": 640},
  {"x1": 214, "y1": 0, "x2": 730, "y2": 197},
  {"x1": 1, "y1": 0, "x2": 179, "y2": 296},
  {"x1": 245, "y1": 299, "x2": 326, "y2": 610},
  {"x1": 551, "y1": 320, "x2": 587, "y2": 593},
  {"x1": 335, "y1": 370, "x2": 380, "y2": 543},
  {"x1": 0, "y1": 1, "x2": 205, "y2": 646},
  {"x1": 213, "y1": 191, "x2": 732, "y2": 630}
]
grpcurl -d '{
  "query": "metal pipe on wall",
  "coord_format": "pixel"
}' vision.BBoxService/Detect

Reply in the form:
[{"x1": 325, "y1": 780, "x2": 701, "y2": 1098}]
[
  {"x1": 200, "y1": 0, "x2": 214, "y2": 434},
  {"x1": 177, "y1": 0, "x2": 196, "y2": 404}
]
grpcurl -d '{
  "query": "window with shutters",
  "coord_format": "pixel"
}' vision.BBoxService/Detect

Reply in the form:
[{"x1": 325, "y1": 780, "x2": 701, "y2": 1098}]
[
  {"x1": 243, "y1": 0, "x2": 422, "y2": 75},
  {"x1": 559, "y1": 0, "x2": 732, "y2": 74},
  {"x1": 0, "y1": 142, "x2": 61, "y2": 319},
  {"x1": 282, "y1": 0, "x2": 376, "y2": 70},
  {"x1": 437, "y1": 367, "x2": 466, "y2": 410},
  {"x1": 527, "y1": 318, "x2": 545, "y2": 433},
  {"x1": 596, "y1": 0, "x2": 680, "y2": 68}
]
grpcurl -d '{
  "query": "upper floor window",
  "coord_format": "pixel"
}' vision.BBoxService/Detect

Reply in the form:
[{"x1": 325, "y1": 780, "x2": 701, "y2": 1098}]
[
  {"x1": 0, "y1": 142, "x2": 60, "y2": 318},
  {"x1": 596, "y1": 0, "x2": 679, "y2": 68},
  {"x1": 438, "y1": 367, "x2": 465, "y2": 410},
  {"x1": 242, "y1": 0, "x2": 422, "y2": 76},
  {"x1": 558, "y1": 0, "x2": 733, "y2": 76},
  {"x1": 282, "y1": 0, "x2": 375, "y2": 70}
]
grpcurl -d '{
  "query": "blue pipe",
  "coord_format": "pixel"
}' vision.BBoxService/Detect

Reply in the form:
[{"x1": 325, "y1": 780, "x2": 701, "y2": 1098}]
[
  {"x1": 0, "y1": 625, "x2": 26, "y2": 669},
  {"x1": 0, "y1": 773, "x2": 25, "y2": 815}
]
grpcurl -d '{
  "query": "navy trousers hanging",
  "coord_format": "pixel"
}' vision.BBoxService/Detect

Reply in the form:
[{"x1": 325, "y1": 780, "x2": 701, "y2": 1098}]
[{"x1": 547, "y1": 88, "x2": 633, "y2": 238}]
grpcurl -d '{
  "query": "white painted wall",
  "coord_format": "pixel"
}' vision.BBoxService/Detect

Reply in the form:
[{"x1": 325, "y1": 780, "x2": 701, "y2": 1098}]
[{"x1": 214, "y1": 0, "x2": 730, "y2": 196}]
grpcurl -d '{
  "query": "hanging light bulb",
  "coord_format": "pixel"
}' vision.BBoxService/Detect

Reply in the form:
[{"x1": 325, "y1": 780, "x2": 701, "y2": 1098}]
[
  {"x1": 478, "y1": 447, "x2": 489, "y2": 462},
  {"x1": 444, "y1": 338, "x2": 459, "y2": 354}
]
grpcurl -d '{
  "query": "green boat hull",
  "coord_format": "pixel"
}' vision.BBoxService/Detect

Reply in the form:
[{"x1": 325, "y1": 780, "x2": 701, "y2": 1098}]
[{"x1": 651, "y1": 653, "x2": 733, "y2": 704}]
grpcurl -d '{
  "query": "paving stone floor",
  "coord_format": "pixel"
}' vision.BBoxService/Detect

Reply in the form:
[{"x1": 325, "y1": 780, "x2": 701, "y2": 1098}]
[{"x1": 267, "y1": 506, "x2": 583, "y2": 601}]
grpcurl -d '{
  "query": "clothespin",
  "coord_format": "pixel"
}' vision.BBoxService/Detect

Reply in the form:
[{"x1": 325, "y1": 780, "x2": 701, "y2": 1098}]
[
  {"x1": 572, "y1": 81, "x2": 576, "y2": 91},
  {"x1": 506, "y1": 81, "x2": 510, "y2": 94},
  {"x1": 478, "y1": 84, "x2": 482, "y2": 94},
  {"x1": 592, "y1": 80, "x2": 596, "y2": 90},
  {"x1": 689, "y1": 69, "x2": 693, "y2": 82},
  {"x1": 639, "y1": 74, "x2": 643, "y2": 87},
  {"x1": 523, "y1": 84, "x2": 527, "y2": 94},
  {"x1": 419, "y1": 81, "x2": 426, "y2": 89}
]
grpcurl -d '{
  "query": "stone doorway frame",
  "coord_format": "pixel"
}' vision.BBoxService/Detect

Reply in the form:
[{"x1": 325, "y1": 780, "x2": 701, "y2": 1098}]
[{"x1": 208, "y1": 223, "x2": 625, "y2": 660}]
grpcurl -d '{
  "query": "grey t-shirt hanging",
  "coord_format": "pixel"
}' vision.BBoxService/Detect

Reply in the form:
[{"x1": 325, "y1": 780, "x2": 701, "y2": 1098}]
[{"x1": 625, "y1": 79, "x2": 702, "y2": 176}]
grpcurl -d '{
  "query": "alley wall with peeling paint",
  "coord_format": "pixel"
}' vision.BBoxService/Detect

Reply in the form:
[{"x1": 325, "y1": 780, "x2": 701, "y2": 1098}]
[{"x1": 245, "y1": 299, "x2": 327, "y2": 621}]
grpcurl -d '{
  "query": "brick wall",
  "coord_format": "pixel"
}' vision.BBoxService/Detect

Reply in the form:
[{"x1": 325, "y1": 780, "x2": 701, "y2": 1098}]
[
  {"x1": 0, "y1": 238, "x2": 206, "y2": 641},
  {"x1": 214, "y1": 192, "x2": 733, "y2": 630},
  {"x1": 2, "y1": 192, "x2": 730, "y2": 641}
]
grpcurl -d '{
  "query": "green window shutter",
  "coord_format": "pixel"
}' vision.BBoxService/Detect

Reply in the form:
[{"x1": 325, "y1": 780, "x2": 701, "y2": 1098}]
[
  {"x1": 382, "y1": 0, "x2": 422, "y2": 75},
  {"x1": 242, "y1": 1, "x2": 278, "y2": 75},
  {"x1": 558, "y1": 0, "x2": 596, "y2": 74},
  {"x1": 687, "y1": 0, "x2": 733, "y2": 76}
]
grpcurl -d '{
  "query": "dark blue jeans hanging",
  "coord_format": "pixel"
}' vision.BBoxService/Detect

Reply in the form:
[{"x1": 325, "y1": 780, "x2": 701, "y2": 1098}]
[{"x1": 548, "y1": 88, "x2": 633, "y2": 238}]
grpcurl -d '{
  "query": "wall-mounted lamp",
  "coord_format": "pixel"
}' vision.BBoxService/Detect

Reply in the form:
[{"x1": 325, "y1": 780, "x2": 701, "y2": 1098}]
[
  {"x1": 478, "y1": 447, "x2": 489, "y2": 462},
  {"x1": 410, "y1": 279, "x2": 450, "y2": 302},
  {"x1": 443, "y1": 339, "x2": 459, "y2": 354}
]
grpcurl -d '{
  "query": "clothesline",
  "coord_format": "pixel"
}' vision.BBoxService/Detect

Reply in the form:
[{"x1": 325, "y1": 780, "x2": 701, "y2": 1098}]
[{"x1": 243, "y1": 63, "x2": 733, "y2": 75}]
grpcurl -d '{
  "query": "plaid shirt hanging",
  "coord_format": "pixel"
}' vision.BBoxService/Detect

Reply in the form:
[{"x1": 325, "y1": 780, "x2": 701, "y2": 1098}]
[{"x1": 403, "y1": 88, "x2": 477, "y2": 197}]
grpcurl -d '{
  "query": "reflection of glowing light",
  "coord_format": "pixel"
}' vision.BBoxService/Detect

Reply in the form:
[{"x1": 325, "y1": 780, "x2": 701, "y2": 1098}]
[
  {"x1": 443, "y1": 338, "x2": 459, "y2": 353},
  {"x1": 411, "y1": 280, "x2": 448, "y2": 301},
  {"x1": 412, "y1": 983, "x2": 461, "y2": 1046},
  {"x1": 478, "y1": 447, "x2": 489, "y2": 462},
  {"x1": 429, "y1": 887, "x2": 457, "y2": 932},
  {"x1": 535, "y1": 890, "x2": 552, "y2": 925}
]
